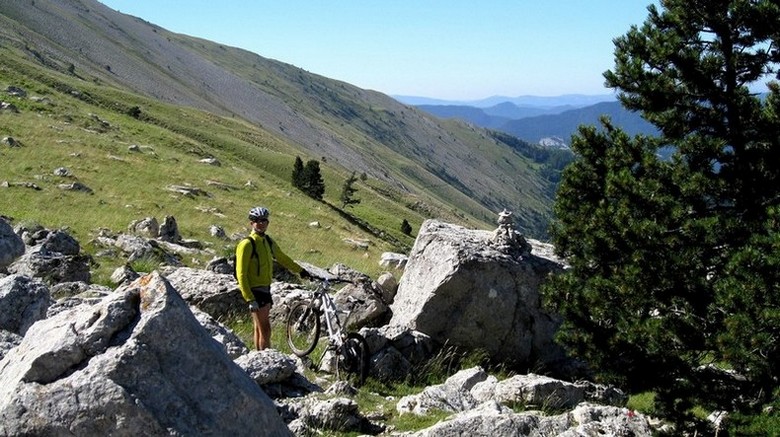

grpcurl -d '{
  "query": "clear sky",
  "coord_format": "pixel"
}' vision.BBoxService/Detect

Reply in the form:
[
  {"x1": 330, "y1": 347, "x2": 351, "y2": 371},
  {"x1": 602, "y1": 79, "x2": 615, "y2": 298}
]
[{"x1": 98, "y1": 1, "x2": 658, "y2": 101}]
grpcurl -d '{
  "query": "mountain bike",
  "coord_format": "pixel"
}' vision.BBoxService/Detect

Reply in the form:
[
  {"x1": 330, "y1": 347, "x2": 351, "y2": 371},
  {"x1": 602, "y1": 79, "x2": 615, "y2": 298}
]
[{"x1": 286, "y1": 279, "x2": 370, "y2": 386}]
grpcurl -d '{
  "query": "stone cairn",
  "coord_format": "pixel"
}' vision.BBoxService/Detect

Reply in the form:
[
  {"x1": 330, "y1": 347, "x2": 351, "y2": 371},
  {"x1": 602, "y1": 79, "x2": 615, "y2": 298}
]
[{"x1": 490, "y1": 209, "x2": 531, "y2": 259}]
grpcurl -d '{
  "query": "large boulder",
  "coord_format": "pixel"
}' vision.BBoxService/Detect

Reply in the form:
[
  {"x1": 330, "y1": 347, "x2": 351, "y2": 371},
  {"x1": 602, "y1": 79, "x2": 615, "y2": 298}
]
[
  {"x1": 471, "y1": 373, "x2": 586, "y2": 410},
  {"x1": 0, "y1": 272, "x2": 291, "y2": 436},
  {"x1": 127, "y1": 216, "x2": 159, "y2": 239},
  {"x1": 397, "y1": 367, "x2": 488, "y2": 415},
  {"x1": 164, "y1": 266, "x2": 245, "y2": 318},
  {"x1": 7, "y1": 229, "x2": 90, "y2": 284},
  {"x1": 0, "y1": 330, "x2": 22, "y2": 361},
  {"x1": 333, "y1": 281, "x2": 389, "y2": 329},
  {"x1": 158, "y1": 215, "x2": 182, "y2": 242},
  {"x1": 190, "y1": 305, "x2": 249, "y2": 359},
  {"x1": 399, "y1": 368, "x2": 646, "y2": 436},
  {"x1": 0, "y1": 219, "x2": 24, "y2": 269},
  {"x1": 408, "y1": 401, "x2": 653, "y2": 437},
  {"x1": 389, "y1": 219, "x2": 565, "y2": 368},
  {"x1": 0, "y1": 274, "x2": 51, "y2": 335}
]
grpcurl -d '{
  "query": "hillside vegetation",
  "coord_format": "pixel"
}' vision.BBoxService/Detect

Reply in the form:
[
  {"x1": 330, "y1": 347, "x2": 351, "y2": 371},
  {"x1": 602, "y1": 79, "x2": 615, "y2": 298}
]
[
  {"x1": 1, "y1": 50, "x2": 422, "y2": 280},
  {"x1": 0, "y1": 0, "x2": 560, "y2": 254}
]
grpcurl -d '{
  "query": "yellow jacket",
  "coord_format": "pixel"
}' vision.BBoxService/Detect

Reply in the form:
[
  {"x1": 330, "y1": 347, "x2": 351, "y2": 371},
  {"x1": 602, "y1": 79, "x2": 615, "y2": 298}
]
[{"x1": 236, "y1": 232, "x2": 302, "y2": 302}]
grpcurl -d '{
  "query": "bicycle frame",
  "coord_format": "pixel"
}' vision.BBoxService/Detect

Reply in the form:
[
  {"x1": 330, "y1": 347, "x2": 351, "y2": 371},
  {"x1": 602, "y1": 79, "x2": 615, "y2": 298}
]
[
  {"x1": 312, "y1": 281, "x2": 352, "y2": 350},
  {"x1": 287, "y1": 279, "x2": 370, "y2": 385}
]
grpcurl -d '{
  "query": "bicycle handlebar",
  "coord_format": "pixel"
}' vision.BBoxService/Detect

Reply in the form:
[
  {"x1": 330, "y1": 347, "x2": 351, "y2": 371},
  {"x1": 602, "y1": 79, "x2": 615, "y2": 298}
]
[{"x1": 305, "y1": 274, "x2": 358, "y2": 287}]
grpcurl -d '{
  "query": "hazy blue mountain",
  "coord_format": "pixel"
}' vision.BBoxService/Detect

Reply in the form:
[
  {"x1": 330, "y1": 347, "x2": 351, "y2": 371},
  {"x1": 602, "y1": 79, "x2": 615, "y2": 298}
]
[
  {"x1": 416, "y1": 101, "x2": 602, "y2": 132},
  {"x1": 500, "y1": 101, "x2": 658, "y2": 146},
  {"x1": 413, "y1": 97, "x2": 657, "y2": 148},
  {"x1": 394, "y1": 93, "x2": 616, "y2": 108},
  {"x1": 416, "y1": 105, "x2": 511, "y2": 129},
  {"x1": 483, "y1": 102, "x2": 582, "y2": 118},
  {"x1": 474, "y1": 94, "x2": 617, "y2": 108}
]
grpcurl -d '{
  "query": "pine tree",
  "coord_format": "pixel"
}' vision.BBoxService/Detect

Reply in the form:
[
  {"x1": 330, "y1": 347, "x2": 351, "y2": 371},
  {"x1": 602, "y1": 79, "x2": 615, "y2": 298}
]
[
  {"x1": 301, "y1": 159, "x2": 325, "y2": 200},
  {"x1": 400, "y1": 219, "x2": 412, "y2": 236},
  {"x1": 339, "y1": 171, "x2": 360, "y2": 208},
  {"x1": 543, "y1": 1, "x2": 780, "y2": 431},
  {"x1": 291, "y1": 156, "x2": 305, "y2": 189}
]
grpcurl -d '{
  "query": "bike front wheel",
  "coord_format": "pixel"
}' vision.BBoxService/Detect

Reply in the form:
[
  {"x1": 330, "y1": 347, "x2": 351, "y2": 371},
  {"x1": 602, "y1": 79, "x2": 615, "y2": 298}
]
[
  {"x1": 286, "y1": 302, "x2": 320, "y2": 357},
  {"x1": 339, "y1": 332, "x2": 370, "y2": 386}
]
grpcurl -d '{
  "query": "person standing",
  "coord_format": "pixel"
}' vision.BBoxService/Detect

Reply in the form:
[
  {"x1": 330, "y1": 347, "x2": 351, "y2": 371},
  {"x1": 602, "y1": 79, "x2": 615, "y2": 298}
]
[{"x1": 236, "y1": 206, "x2": 311, "y2": 350}]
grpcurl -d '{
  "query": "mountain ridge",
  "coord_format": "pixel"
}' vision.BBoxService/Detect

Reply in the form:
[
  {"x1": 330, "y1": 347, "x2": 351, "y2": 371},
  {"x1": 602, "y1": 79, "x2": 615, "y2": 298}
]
[
  {"x1": 0, "y1": 0, "x2": 560, "y2": 239},
  {"x1": 414, "y1": 99, "x2": 657, "y2": 147},
  {"x1": 393, "y1": 93, "x2": 616, "y2": 108},
  {"x1": 499, "y1": 101, "x2": 658, "y2": 146}
]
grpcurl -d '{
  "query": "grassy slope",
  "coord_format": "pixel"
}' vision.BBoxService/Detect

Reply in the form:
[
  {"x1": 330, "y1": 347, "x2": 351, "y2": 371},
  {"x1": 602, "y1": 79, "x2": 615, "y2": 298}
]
[
  {"x1": 3, "y1": 0, "x2": 556, "y2": 236},
  {"x1": 1, "y1": 0, "x2": 559, "y2": 284},
  {"x1": 0, "y1": 48, "x2": 429, "y2": 280},
  {"x1": 184, "y1": 36, "x2": 551, "y2": 233}
]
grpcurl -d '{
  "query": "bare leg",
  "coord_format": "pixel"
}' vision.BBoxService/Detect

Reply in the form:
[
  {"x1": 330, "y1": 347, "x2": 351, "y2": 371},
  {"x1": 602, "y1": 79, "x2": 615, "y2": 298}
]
[
  {"x1": 252, "y1": 305, "x2": 272, "y2": 350},
  {"x1": 251, "y1": 310, "x2": 262, "y2": 350}
]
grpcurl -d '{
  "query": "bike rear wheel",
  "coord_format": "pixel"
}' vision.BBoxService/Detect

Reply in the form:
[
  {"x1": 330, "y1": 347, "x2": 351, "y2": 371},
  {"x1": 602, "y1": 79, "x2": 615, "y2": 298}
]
[
  {"x1": 339, "y1": 332, "x2": 370, "y2": 386},
  {"x1": 286, "y1": 302, "x2": 320, "y2": 357}
]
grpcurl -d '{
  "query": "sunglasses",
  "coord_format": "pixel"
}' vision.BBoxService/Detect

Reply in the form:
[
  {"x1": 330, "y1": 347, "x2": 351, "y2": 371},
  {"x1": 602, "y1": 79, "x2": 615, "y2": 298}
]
[{"x1": 253, "y1": 218, "x2": 269, "y2": 223}]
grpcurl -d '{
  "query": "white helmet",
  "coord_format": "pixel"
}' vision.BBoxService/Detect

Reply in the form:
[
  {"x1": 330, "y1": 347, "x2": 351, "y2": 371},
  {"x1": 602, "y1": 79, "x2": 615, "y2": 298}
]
[{"x1": 248, "y1": 206, "x2": 269, "y2": 221}]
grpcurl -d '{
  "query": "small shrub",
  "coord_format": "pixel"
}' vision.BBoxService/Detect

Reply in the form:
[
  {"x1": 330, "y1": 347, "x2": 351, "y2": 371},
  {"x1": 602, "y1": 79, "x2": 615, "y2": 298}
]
[
  {"x1": 627, "y1": 391, "x2": 657, "y2": 416},
  {"x1": 129, "y1": 255, "x2": 160, "y2": 274},
  {"x1": 90, "y1": 270, "x2": 115, "y2": 288},
  {"x1": 404, "y1": 344, "x2": 495, "y2": 387},
  {"x1": 127, "y1": 105, "x2": 142, "y2": 118},
  {"x1": 400, "y1": 219, "x2": 412, "y2": 236}
]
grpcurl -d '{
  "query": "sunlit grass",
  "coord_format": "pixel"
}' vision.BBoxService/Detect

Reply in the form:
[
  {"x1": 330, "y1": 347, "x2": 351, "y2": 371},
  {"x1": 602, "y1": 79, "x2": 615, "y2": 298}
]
[
  {"x1": 0, "y1": 96, "x2": 404, "y2": 280},
  {"x1": 129, "y1": 256, "x2": 162, "y2": 275},
  {"x1": 626, "y1": 391, "x2": 656, "y2": 416},
  {"x1": 1, "y1": 52, "x2": 446, "y2": 285},
  {"x1": 388, "y1": 408, "x2": 451, "y2": 433}
]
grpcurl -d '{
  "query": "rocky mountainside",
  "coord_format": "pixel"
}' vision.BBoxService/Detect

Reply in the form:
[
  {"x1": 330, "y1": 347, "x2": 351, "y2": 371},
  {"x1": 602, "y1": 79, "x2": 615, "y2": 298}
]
[{"x1": 0, "y1": 0, "x2": 557, "y2": 237}]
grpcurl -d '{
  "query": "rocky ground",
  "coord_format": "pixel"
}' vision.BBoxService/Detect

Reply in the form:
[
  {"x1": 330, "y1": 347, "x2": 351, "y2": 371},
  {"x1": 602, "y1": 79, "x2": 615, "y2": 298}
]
[{"x1": 0, "y1": 215, "x2": 662, "y2": 436}]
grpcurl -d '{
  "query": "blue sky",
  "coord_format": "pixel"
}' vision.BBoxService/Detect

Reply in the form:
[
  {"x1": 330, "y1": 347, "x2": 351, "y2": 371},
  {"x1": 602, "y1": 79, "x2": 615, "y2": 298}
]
[{"x1": 98, "y1": 1, "x2": 657, "y2": 101}]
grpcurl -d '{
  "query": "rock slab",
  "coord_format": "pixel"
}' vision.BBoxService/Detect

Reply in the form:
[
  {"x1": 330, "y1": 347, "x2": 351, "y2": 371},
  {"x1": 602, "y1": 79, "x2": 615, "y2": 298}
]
[
  {"x1": 0, "y1": 271, "x2": 291, "y2": 436},
  {"x1": 389, "y1": 219, "x2": 565, "y2": 367}
]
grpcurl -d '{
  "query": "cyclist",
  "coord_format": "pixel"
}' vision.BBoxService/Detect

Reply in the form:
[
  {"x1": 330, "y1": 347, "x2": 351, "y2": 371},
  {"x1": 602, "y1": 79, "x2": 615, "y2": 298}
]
[{"x1": 236, "y1": 206, "x2": 311, "y2": 350}]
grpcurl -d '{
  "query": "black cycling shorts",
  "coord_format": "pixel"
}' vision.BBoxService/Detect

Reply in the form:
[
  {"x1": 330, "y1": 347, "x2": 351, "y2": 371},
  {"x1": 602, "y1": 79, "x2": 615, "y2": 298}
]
[{"x1": 250, "y1": 286, "x2": 273, "y2": 308}]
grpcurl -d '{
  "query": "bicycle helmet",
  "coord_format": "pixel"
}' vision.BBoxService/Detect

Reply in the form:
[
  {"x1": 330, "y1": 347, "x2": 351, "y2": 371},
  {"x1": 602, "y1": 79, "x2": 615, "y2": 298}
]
[{"x1": 248, "y1": 206, "x2": 270, "y2": 222}]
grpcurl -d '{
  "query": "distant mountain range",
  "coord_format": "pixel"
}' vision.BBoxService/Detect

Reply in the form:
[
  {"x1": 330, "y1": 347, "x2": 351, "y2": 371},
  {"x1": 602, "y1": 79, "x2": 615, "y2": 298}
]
[
  {"x1": 393, "y1": 94, "x2": 617, "y2": 108},
  {"x1": 397, "y1": 95, "x2": 658, "y2": 147}
]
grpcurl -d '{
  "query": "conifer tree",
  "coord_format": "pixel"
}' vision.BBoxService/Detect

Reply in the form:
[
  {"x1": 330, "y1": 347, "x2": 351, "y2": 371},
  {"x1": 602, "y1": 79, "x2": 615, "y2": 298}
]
[
  {"x1": 301, "y1": 159, "x2": 325, "y2": 200},
  {"x1": 291, "y1": 156, "x2": 305, "y2": 189},
  {"x1": 401, "y1": 219, "x2": 412, "y2": 236},
  {"x1": 339, "y1": 171, "x2": 360, "y2": 208},
  {"x1": 544, "y1": 1, "x2": 780, "y2": 431}
]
